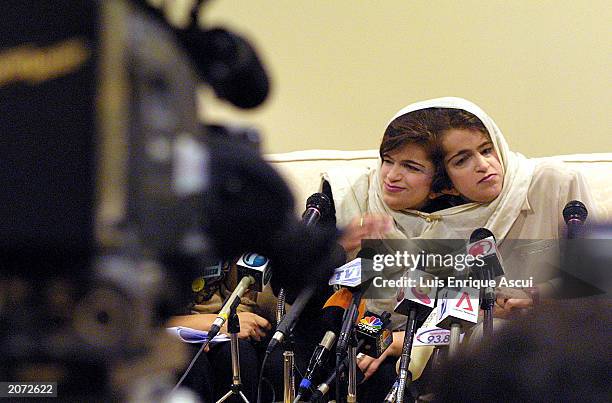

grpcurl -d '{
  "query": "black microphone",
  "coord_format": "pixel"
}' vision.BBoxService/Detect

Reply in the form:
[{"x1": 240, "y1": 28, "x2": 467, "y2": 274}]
[
  {"x1": 309, "y1": 310, "x2": 393, "y2": 403},
  {"x1": 334, "y1": 249, "x2": 377, "y2": 357},
  {"x1": 302, "y1": 193, "x2": 332, "y2": 227},
  {"x1": 467, "y1": 228, "x2": 498, "y2": 302},
  {"x1": 246, "y1": 193, "x2": 330, "y2": 298},
  {"x1": 467, "y1": 228, "x2": 504, "y2": 338},
  {"x1": 265, "y1": 197, "x2": 340, "y2": 356},
  {"x1": 355, "y1": 310, "x2": 393, "y2": 358},
  {"x1": 266, "y1": 283, "x2": 315, "y2": 355},
  {"x1": 307, "y1": 339, "x2": 367, "y2": 403},
  {"x1": 293, "y1": 288, "x2": 355, "y2": 403},
  {"x1": 392, "y1": 270, "x2": 438, "y2": 403},
  {"x1": 563, "y1": 200, "x2": 588, "y2": 239}
]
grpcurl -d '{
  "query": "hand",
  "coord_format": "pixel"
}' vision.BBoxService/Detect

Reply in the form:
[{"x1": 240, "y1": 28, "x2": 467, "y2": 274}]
[
  {"x1": 357, "y1": 331, "x2": 404, "y2": 381},
  {"x1": 338, "y1": 214, "x2": 393, "y2": 254},
  {"x1": 492, "y1": 288, "x2": 533, "y2": 319},
  {"x1": 222, "y1": 312, "x2": 271, "y2": 341}
]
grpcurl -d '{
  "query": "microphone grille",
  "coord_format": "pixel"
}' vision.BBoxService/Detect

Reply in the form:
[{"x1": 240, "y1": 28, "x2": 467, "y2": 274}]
[
  {"x1": 305, "y1": 192, "x2": 331, "y2": 218},
  {"x1": 469, "y1": 227, "x2": 495, "y2": 243},
  {"x1": 563, "y1": 200, "x2": 588, "y2": 223}
]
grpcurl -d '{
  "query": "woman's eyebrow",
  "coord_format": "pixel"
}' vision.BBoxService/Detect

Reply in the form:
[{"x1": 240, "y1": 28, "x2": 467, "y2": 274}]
[
  {"x1": 399, "y1": 159, "x2": 426, "y2": 168},
  {"x1": 446, "y1": 140, "x2": 493, "y2": 163},
  {"x1": 446, "y1": 149, "x2": 470, "y2": 163}
]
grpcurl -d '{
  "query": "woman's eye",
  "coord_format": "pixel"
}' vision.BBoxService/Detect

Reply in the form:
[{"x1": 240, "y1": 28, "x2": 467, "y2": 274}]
[
  {"x1": 382, "y1": 158, "x2": 392, "y2": 165},
  {"x1": 402, "y1": 164, "x2": 421, "y2": 172},
  {"x1": 453, "y1": 156, "x2": 467, "y2": 167},
  {"x1": 482, "y1": 147, "x2": 493, "y2": 155}
]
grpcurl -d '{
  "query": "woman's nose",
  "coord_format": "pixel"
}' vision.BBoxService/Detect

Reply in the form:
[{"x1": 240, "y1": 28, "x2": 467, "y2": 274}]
[
  {"x1": 387, "y1": 164, "x2": 403, "y2": 180},
  {"x1": 474, "y1": 153, "x2": 489, "y2": 171}
]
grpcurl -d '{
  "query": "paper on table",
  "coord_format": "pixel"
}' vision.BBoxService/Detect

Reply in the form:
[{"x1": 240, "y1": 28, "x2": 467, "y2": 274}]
[{"x1": 166, "y1": 326, "x2": 231, "y2": 344}]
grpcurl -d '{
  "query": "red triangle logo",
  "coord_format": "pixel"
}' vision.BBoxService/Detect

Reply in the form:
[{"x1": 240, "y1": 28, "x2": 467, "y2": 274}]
[{"x1": 455, "y1": 292, "x2": 474, "y2": 311}]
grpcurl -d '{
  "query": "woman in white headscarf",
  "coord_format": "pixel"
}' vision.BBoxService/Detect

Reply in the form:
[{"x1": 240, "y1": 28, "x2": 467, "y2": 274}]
[
  {"x1": 415, "y1": 97, "x2": 600, "y2": 307},
  {"x1": 324, "y1": 105, "x2": 451, "y2": 398},
  {"x1": 326, "y1": 97, "x2": 600, "y2": 390}
]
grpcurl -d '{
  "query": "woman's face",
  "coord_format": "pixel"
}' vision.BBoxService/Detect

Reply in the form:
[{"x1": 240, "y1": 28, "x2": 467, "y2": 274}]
[
  {"x1": 379, "y1": 143, "x2": 435, "y2": 210},
  {"x1": 441, "y1": 128, "x2": 503, "y2": 203}
]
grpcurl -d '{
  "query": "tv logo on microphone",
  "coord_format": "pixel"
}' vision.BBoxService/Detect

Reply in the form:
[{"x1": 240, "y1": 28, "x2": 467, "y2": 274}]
[
  {"x1": 242, "y1": 253, "x2": 268, "y2": 267},
  {"x1": 467, "y1": 237, "x2": 496, "y2": 258}
]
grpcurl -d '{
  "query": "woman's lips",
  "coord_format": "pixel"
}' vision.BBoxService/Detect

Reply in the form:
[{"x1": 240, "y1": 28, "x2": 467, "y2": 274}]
[
  {"x1": 384, "y1": 182, "x2": 405, "y2": 193},
  {"x1": 479, "y1": 173, "x2": 497, "y2": 183}
]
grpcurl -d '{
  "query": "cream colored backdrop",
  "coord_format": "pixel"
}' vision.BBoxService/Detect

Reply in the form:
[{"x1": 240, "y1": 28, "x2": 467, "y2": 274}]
[{"x1": 198, "y1": 1, "x2": 611, "y2": 156}]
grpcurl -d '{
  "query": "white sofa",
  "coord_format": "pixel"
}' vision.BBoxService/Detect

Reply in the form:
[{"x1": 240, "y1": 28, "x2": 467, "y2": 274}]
[{"x1": 266, "y1": 150, "x2": 612, "y2": 222}]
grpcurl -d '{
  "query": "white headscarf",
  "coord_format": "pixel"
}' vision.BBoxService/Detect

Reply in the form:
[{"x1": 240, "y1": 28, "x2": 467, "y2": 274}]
[{"x1": 326, "y1": 97, "x2": 536, "y2": 243}]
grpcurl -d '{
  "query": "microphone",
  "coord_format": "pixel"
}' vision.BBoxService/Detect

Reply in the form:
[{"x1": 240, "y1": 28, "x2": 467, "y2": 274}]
[
  {"x1": 332, "y1": 249, "x2": 377, "y2": 357},
  {"x1": 467, "y1": 228, "x2": 503, "y2": 339},
  {"x1": 435, "y1": 287, "x2": 480, "y2": 357},
  {"x1": 309, "y1": 310, "x2": 393, "y2": 403},
  {"x1": 294, "y1": 288, "x2": 364, "y2": 403},
  {"x1": 267, "y1": 284, "x2": 315, "y2": 355},
  {"x1": 563, "y1": 200, "x2": 588, "y2": 239},
  {"x1": 355, "y1": 311, "x2": 393, "y2": 358},
  {"x1": 392, "y1": 271, "x2": 438, "y2": 403},
  {"x1": 207, "y1": 275, "x2": 256, "y2": 341},
  {"x1": 209, "y1": 252, "x2": 269, "y2": 342},
  {"x1": 276, "y1": 191, "x2": 333, "y2": 307},
  {"x1": 467, "y1": 228, "x2": 504, "y2": 278},
  {"x1": 266, "y1": 192, "x2": 334, "y2": 353},
  {"x1": 307, "y1": 339, "x2": 367, "y2": 403},
  {"x1": 393, "y1": 271, "x2": 438, "y2": 326},
  {"x1": 302, "y1": 192, "x2": 332, "y2": 227},
  {"x1": 236, "y1": 252, "x2": 271, "y2": 292}
]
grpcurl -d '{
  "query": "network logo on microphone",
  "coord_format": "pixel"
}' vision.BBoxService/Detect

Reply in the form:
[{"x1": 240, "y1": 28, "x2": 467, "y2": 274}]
[
  {"x1": 467, "y1": 238, "x2": 496, "y2": 257},
  {"x1": 359, "y1": 315, "x2": 383, "y2": 331},
  {"x1": 241, "y1": 253, "x2": 268, "y2": 267}
]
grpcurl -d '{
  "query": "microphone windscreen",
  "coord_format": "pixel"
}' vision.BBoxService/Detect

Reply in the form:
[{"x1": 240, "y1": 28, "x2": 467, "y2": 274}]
[
  {"x1": 321, "y1": 288, "x2": 367, "y2": 331},
  {"x1": 323, "y1": 288, "x2": 353, "y2": 309},
  {"x1": 469, "y1": 227, "x2": 495, "y2": 243},
  {"x1": 563, "y1": 200, "x2": 588, "y2": 223},
  {"x1": 358, "y1": 299, "x2": 366, "y2": 323},
  {"x1": 305, "y1": 192, "x2": 332, "y2": 217}
]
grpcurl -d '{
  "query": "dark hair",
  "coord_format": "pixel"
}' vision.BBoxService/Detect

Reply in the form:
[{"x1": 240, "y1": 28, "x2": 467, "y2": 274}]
[
  {"x1": 431, "y1": 108, "x2": 489, "y2": 192},
  {"x1": 380, "y1": 107, "x2": 489, "y2": 194},
  {"x1": 379, "y1": 109, "x2": 442, "y2": 162}
]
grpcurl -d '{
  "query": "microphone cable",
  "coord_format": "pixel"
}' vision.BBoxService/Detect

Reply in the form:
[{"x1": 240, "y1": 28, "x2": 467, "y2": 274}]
[
  {"x1": 172, "y1": 338, "x2": 212, "y2": 392},
  {"x1": 256, "y1": 351, "x2": 284, "y2": 403}
]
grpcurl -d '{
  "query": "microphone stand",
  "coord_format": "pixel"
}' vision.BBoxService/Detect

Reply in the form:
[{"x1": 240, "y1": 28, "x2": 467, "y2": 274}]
[
  {"x1": 308, "y1": 339, "x2": 366, "y2": 403},
  {"x1": 275, "y1": 288, "x2": 296, "y2": 403},
  {"x1": 335, "y1": 290, "x2": 363, "y2": 403},
  {"x1": 217, "y1": 298, "x2": 249, "y2": 403},
  {"x1": 480, "y1": 269, "x2": 495, "y2": 341},
  {"x1": 347, "y1": 334, "x2": 358, "y2": 403},
  {"x1": 395, "y1": 308, "x2": 417, "y2": 403},
  {"x1": 448, "y1": 322, "x2": 462, "y2": 358},
  {"x1": 282, "y1": 334, "x2": 296, "y2": 403}
]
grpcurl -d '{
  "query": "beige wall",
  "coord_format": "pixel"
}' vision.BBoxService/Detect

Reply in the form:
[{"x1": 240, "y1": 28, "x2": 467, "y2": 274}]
[{"x1": 198, "y1": 1, "x2": 611, "y2": 157}]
